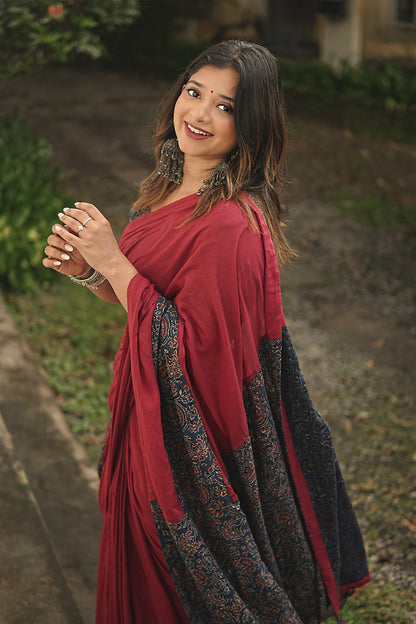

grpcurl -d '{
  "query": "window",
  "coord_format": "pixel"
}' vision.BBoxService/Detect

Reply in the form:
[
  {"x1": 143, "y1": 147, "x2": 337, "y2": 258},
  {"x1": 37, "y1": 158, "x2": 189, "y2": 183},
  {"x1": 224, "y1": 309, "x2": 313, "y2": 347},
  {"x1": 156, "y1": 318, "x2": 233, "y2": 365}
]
[{"x1": 396, "y1": 0, "x2": 415, "y2": 23}]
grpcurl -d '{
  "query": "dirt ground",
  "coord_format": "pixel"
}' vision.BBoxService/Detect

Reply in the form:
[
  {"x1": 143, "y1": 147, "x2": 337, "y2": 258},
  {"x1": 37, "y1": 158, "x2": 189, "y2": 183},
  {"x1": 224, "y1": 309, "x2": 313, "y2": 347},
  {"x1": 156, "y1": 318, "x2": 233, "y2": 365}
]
[{"x1": 1, "y1": 67, "x2": 415, "y2": 600}]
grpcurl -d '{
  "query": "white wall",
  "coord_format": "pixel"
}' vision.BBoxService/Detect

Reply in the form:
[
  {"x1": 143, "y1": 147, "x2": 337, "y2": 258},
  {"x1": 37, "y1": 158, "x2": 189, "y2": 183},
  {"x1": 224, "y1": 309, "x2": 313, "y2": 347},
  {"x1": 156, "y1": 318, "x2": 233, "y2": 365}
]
[{"x1": 319, "y1": 0, "x2": 363, "y2": 66}]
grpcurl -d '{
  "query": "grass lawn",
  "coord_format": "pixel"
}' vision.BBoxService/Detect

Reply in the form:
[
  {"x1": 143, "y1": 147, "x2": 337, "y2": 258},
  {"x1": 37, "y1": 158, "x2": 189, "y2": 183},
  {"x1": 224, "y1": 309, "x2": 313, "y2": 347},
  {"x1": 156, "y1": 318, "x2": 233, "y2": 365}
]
[
  {"x1": 5, "y1": 278, "x2": 126, "y2": 462},
  {"x1": 333, "y1": 582, "x2": 416, "y2": 623}
]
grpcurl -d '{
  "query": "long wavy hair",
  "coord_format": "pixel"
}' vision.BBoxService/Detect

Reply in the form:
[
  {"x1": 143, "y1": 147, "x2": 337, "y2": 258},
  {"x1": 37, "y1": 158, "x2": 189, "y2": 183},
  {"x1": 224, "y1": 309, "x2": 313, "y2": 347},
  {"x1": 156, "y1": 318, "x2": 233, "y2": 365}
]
[{"x1": 132, "y1": 40, "x2": 295, "y2": 263}]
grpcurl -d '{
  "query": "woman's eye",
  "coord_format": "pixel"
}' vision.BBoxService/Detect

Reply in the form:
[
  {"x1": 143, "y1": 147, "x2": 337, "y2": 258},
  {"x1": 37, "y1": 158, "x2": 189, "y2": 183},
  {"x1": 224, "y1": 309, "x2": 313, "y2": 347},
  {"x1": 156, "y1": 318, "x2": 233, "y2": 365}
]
[
  {"x1": 218, "y1": 103, "x2": 233, "y2": 113},
  {"x1": 187, "y1": 88, "x2": 199, "y2": 98}
]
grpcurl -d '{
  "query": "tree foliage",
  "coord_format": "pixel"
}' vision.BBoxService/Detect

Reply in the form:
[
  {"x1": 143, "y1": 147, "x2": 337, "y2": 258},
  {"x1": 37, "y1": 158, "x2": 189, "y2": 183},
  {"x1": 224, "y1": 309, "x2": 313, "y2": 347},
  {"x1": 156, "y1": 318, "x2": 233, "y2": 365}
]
[
  {"x1": 0, "y1": 0, "x2": 141, "y2": 76},
  {"x1": 0, "y1": 112, "x2": 70, "y2": 292}
]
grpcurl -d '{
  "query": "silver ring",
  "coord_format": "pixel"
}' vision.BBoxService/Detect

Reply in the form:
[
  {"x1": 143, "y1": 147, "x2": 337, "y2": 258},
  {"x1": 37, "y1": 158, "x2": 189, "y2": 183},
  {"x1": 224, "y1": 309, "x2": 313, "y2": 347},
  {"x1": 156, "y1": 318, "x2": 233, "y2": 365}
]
[
  {"x1": 82, "y1": 217, "x2": 92, "y2": 227},
  {"x1": 78, "y1": 224, "x2": 84, "y2": 231}
]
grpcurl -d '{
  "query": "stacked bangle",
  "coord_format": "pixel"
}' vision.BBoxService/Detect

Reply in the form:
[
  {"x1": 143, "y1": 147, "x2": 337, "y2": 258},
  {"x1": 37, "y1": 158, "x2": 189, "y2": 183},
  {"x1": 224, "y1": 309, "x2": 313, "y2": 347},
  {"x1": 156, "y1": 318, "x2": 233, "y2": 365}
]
[{"x1": 70, "y1": 268, "x2": 107, "y2": 290}]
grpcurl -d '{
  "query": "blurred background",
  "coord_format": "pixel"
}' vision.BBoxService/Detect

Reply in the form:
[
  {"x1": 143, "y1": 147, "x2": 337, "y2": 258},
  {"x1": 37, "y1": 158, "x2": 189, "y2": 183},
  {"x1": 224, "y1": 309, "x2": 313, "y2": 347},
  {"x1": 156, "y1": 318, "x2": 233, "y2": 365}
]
[{"x1": 0, "y1": 1, "x2": 415, "y2": 623}]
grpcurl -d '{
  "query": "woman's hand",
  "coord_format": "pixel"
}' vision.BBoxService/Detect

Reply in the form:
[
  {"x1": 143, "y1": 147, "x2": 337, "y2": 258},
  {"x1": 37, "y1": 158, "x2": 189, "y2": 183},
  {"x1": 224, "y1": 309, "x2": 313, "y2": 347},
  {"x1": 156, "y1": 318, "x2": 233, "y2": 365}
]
[
  {"x1": 43, "y1": 230, "x2": 90, "y2": 277},
  {"x1": 46, "y1": 202, "x2": 123, "y2": 278},
  {"x1": 43, "y1": 202, "x2": 137, "y2": 310}
]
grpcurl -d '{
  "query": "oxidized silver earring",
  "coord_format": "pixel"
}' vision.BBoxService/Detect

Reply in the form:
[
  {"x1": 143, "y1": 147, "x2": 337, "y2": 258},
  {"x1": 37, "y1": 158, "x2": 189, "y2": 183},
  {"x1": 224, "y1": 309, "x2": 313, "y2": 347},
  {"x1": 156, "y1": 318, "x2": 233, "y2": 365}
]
[
  {"x1": 158, "y1": 138, "x2": 184, "y2": 185},
  {"x1": 196, "y1": 147, "x2": 239, "y2": 196}
]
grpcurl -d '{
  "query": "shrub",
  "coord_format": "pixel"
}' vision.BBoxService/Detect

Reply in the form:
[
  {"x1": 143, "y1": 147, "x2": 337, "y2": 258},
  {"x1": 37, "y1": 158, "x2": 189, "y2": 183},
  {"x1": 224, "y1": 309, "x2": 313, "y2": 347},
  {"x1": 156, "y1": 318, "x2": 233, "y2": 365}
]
[
  {"x1": 0, "y1": 112, "x2": 70, "y2": 292},
  {"x1": 280, "y1": 58, "x2": 416, "y2": 115},
  {"x1": 0, "y1": 0, "x2": 141, "y2": 77}
]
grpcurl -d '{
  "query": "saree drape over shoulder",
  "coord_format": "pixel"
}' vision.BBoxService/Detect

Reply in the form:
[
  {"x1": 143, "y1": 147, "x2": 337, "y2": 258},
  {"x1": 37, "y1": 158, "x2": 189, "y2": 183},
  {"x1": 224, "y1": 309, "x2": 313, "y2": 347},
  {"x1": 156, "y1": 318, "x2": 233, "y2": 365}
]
[{"x1": 96, "y1": 194, "x2": 369, "y2": 624}]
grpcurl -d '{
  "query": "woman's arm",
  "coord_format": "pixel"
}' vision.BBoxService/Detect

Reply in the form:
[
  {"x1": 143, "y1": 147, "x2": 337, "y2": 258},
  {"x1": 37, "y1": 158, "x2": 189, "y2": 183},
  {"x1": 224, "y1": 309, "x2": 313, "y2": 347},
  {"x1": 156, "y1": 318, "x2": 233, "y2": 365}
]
[{"x1": 84, "y1": 275, "x2": 121, "y2": 304}]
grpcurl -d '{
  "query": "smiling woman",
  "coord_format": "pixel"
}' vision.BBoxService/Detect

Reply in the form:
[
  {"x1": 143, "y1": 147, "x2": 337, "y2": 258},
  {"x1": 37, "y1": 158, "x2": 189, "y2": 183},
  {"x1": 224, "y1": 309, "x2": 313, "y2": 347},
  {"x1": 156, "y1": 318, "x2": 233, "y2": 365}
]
[
  {"x1": 174, "y1": 66, "x2": 238, "y2": 166},
  {"x1": 42, "y1": 39, "x2": 369, "y2": 624}
]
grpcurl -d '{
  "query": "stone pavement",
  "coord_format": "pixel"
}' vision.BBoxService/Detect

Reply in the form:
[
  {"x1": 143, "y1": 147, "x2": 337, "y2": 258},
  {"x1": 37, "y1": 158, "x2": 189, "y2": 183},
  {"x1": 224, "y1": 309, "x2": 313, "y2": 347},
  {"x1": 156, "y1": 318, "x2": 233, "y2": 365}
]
[{"x1": 0, "y1": 296, "x2": 102, "y2": 624}]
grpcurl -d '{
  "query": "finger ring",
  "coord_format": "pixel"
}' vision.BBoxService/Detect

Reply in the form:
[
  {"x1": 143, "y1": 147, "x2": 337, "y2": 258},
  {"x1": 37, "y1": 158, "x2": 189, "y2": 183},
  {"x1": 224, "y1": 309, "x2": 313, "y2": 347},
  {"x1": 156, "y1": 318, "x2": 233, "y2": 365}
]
[
  {"x1": 82, "y1": 217, "x2": 92, "y2": 227},
  {"x1": 78, "y1": 224, "x2": 84, "y2": 231}
]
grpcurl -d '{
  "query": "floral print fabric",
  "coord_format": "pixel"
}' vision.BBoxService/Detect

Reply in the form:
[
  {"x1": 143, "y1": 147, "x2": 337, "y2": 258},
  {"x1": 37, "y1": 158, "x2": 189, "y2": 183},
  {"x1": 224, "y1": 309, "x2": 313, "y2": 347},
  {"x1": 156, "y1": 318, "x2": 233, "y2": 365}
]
[{"x1": 149, "y1": 296, "x2": 369, "y2": 623}]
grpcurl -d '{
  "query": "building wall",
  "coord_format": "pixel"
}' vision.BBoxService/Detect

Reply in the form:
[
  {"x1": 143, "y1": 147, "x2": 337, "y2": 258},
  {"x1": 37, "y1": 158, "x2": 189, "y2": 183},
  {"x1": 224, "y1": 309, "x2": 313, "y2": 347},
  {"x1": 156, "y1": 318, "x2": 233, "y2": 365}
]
[
  {"x1": 317, "y1": 0, "x2": 416, "y2": 65},
  {"x1": 174, "y1": 0, "x2": 416, "y2": 64},
  {"x1": 317, "y1": 0, "x2": 363, "y2": 66},
  {"x1": 174, "y1": 0, "x2": 266, "y2": 46},
  {"x1": 362, "y1": 0, "x2": 416, "y2": 61}
]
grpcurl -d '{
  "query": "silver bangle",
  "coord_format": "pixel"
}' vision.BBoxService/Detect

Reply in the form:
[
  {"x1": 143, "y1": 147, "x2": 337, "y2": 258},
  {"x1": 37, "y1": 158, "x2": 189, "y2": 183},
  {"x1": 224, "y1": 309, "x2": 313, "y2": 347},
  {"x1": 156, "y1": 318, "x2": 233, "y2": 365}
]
[
  {"x1": 70, "y1": 269, "x2": 107, "y2": 290},
  {"x1": 74, "y1": 267, "x2": 94, "y2": 279}
]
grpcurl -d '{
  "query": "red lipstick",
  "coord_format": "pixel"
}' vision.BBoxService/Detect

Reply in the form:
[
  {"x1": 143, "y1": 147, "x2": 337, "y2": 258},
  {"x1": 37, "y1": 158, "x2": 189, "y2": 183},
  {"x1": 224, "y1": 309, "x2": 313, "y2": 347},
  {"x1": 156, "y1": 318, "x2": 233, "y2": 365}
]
[{"x1": 184, "y1": 121, "x2": 213, "y2": 140}]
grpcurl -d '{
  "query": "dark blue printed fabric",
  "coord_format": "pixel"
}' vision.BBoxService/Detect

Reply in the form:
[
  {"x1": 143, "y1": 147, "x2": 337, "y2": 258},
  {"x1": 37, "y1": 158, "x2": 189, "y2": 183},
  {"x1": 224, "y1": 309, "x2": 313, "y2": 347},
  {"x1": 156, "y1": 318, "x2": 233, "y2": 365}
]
[
  {"x1": 279, "y1": 327, "x2": 369, "y2": 591},
  {"x1": 150, "y1": 296, "x2": 368, "y2": 623}
]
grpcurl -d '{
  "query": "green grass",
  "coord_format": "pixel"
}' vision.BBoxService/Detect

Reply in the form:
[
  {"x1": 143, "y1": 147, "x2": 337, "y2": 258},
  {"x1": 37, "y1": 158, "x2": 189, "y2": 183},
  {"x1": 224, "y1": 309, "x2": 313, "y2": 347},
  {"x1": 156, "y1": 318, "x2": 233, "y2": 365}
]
[
  {"x1": 327, "y1": 388, "x2": 416, "y2": 624},
  {"x1": 327, "y1": 188, "x2": 416, "y2": 236},
  {"x1": 339, "y1": 393, "x2": 416, "y2": 532},
  {"x1": 5, "y1": 277, "x2": 126, "y2": 462},
  {"x1": 333, "y1": 582, "x2": 416, "y2": 623},
  {"x1": 321, "y1": 389, "x2": 415, "y2": 623}
]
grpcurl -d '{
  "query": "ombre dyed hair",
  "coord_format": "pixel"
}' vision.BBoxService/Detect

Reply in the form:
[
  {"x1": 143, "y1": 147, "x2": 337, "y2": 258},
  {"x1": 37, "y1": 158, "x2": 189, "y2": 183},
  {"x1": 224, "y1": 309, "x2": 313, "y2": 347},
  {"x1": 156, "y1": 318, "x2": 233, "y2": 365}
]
[{"x1": 132, "y1": 39, "x2": 294, "y2": 263}]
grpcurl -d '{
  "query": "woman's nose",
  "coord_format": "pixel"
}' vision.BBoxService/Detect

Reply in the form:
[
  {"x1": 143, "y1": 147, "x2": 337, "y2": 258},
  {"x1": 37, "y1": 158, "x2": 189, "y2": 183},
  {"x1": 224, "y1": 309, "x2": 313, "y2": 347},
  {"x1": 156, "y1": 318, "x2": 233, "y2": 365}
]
[{"x1": 193, "y1": 100, "x2": 211, "y2": 122}]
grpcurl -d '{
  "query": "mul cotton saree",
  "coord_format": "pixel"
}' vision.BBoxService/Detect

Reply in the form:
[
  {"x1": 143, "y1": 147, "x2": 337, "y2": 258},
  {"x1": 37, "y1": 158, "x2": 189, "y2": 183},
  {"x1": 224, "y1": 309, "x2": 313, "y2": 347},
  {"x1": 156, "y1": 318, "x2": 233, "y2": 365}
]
[{"x1": 96, "y1": 194, "x2": 369, "y2": 624}]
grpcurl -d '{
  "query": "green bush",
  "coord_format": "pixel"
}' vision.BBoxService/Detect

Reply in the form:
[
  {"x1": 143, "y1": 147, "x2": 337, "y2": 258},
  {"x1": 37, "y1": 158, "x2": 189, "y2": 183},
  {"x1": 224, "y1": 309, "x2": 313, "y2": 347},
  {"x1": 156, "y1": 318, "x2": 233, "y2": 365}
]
[
  {"x1": 0, "y1": 112, "x2": 70, "y2": 292},
  {"x1": 280, "y1": 58, "x2": 416, "y2": 115},
  {"x1": 0, "y1": 0, "x2": 141, "y2": 77}
]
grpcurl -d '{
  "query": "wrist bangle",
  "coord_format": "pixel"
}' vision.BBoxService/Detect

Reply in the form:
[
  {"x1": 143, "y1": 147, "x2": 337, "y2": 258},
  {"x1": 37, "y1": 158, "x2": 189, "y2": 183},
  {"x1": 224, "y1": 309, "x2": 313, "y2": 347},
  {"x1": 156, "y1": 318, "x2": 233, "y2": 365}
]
[
  {"x1": 74, "y1": 266, "x2": 94, "y2": 279},
  {"x1": 70, "y1": 269, "x2": 107, "y2": 290}
]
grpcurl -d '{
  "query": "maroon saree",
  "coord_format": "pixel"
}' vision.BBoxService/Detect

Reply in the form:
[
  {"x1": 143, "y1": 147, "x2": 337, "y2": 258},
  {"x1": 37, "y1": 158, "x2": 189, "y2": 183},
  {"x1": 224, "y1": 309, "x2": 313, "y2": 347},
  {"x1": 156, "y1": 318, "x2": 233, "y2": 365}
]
[{"x1": 96, "y1": 194, "x2": 369, "y2": 623}]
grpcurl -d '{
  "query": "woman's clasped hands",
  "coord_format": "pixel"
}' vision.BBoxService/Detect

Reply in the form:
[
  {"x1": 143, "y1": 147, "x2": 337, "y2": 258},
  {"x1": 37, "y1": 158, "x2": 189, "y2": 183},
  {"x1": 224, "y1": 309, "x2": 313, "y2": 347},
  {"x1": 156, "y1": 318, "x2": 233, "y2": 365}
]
[{"x1": 43, "y1": 202, "x2": 122, "y2": 278}]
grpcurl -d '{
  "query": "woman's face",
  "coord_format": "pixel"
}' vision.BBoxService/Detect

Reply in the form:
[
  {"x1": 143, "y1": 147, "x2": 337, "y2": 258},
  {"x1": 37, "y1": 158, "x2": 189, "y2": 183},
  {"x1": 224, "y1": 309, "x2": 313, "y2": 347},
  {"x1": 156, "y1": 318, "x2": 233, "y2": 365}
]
[{"x1": 173, "y1": 65, "x2": 239, "y2": 165}]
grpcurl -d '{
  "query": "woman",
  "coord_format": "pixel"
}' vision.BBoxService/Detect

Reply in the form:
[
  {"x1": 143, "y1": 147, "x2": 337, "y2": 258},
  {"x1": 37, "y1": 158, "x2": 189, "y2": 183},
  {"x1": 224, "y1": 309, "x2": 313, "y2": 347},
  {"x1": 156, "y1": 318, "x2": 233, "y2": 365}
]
[{"x1": 43, "y1": 40, "x2": 369, "y2": 624}]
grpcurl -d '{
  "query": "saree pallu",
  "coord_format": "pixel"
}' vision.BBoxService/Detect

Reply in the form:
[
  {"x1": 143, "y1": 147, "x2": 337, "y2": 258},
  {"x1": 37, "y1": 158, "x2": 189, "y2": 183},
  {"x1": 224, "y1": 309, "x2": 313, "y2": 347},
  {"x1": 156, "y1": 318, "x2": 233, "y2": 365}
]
[{"x1": 96, "y1": 194, "x2": 369, "y2": 623}]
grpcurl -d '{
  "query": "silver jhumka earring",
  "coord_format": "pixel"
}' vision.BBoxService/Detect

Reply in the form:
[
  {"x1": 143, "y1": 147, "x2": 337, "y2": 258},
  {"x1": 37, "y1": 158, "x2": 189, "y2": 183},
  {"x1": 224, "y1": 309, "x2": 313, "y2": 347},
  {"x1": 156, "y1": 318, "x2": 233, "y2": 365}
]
[
  {"x1": 196, "y1": 147, "x2": 239, "y2": 196},
  {"x1": 158, "y1": 138, "x2": 184, "y2": 185}
]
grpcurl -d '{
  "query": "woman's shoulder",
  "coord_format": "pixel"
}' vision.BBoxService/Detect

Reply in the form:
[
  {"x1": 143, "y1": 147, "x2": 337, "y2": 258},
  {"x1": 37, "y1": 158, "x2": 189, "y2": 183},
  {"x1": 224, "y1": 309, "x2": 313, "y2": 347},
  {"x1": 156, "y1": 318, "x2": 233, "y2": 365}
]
[
  {"x1": 204, "y1": 196, "x2": 269, "y2": 253},
  {"x1": 194, "y1": 197, "x2": 267, "y2": 269},
  {"x1": 206, "y1": 195, "x2": 262, "y2": 234}
]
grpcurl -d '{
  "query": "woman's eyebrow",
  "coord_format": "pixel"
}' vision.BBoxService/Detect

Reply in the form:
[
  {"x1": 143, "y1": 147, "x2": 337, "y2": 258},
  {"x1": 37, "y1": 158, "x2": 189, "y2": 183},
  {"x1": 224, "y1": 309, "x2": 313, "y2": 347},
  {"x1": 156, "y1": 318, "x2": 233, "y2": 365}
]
[{"x1": 188, "y1": 79, "x2": 235, "y2": 103}]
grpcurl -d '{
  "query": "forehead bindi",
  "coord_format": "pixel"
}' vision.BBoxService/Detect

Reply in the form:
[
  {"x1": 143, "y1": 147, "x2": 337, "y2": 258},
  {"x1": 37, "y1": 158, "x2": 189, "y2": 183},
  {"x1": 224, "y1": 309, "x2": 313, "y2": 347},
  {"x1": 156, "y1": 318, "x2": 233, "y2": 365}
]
[{"x1": 188, "y1": 66, "x2": 239, "y2": 102}]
